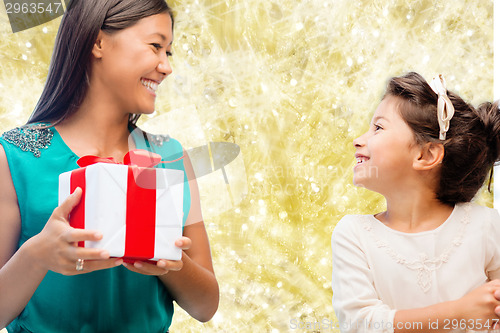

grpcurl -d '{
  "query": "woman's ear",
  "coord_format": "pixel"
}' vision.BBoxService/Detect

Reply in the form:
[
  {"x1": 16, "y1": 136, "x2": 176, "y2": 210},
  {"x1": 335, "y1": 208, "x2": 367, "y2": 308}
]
[
  {"x1": 91, "y1": 31, "x2": 105, "y2": 59},
  {"x1": 413, "y1": 142, "x2": 444, "y2": 171}
]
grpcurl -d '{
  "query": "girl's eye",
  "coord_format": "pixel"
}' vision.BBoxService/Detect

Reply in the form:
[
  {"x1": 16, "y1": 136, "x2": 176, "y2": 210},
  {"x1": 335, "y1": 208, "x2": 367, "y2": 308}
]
[{"x1": 374, "y1": 124, "x2": 383, "y2": 131}]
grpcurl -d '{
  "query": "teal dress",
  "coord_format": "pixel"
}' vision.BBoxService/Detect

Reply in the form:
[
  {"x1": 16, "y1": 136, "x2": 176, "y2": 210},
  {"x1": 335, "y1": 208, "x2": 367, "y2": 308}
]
[{"x1": 0, "y1": 123, "x2": 191, "y2": 333}]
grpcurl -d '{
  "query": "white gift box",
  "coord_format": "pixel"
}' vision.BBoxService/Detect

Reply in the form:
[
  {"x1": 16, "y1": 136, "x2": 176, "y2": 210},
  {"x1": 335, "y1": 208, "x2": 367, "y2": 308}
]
[{"x1": 59, "y1": 162, "x2": 184, "y2": 261}]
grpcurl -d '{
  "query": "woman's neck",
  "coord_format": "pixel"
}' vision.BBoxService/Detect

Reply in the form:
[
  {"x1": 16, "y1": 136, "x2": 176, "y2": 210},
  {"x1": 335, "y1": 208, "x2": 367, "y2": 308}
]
[{"x1": 55, "y1": 97, "x2": 133, "y2": 161}]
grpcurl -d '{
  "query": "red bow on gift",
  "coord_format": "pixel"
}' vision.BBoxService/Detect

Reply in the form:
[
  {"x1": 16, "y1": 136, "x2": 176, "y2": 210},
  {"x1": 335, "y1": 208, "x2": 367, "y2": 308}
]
[{"x1": 77, "y1": 149, "x2": 163, "y2": 168}]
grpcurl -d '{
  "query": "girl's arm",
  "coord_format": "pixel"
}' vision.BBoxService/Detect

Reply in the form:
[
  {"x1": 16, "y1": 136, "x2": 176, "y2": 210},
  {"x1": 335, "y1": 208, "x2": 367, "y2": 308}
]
[
  {"x1": 332, "y1": 216, "x2": 396, "y2": 333},
  {"x1": 332, "y1": 216, "x2": 500, "y2": 333},
  {"x1": 394, "y1": 280, "x2": 500, "y2": 332},
  {"x1": 394, "y1": 208, "x2": 500, "y2": 332},
  {"x1": 0, "y1": 145, "x2": 120, "y2": 328}
]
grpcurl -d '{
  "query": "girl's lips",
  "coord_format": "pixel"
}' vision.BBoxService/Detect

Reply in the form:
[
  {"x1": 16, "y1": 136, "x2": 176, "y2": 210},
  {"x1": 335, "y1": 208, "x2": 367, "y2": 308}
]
[{"x1": 355, "y1": 154, "x2": 370, "y2": 164}]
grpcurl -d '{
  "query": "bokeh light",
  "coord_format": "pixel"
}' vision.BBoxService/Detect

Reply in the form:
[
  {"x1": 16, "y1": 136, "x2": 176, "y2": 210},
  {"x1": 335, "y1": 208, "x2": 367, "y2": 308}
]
[{"x1": 0, "y1": 0, "x2": 493, "y2": 332}]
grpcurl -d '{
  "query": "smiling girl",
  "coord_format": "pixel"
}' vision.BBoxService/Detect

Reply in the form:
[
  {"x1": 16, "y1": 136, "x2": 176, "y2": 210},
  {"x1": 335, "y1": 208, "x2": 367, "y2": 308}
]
[
  {"x1": 0, "y1": 1, "x2": 218, "y2": 332},
  {"x1": 332, "y1": 72, "x2": 500, "y2": 332}
]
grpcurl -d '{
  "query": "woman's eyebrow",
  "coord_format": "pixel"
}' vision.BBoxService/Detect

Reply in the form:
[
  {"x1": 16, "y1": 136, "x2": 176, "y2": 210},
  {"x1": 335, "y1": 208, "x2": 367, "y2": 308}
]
[{"x1": 147, "y1": 32, "x2": 173, "y2": 45}]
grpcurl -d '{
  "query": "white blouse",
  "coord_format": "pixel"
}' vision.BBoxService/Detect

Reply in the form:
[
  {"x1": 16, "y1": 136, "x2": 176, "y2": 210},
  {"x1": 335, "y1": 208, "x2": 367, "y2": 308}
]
[{"x1": 332, "y1": 203, "x2": 500, "y2": 333}]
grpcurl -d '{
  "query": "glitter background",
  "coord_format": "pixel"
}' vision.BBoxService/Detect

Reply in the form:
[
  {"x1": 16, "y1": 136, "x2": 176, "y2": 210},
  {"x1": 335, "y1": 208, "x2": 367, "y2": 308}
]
[{"x1": 0, "y1": 0, "x2": 494, "y2": 332}]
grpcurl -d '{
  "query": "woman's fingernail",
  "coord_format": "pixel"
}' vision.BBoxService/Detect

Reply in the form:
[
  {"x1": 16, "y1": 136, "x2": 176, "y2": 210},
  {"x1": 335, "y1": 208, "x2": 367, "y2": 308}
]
[
  {"x1": 122, "y1": 262, "x2": 128, "y2": 267},
  {"x1": 115, "y1": 259, "x2": 123, "y2": 266},
  {"x1": 134, "y1": 262, "x2": 143, "y2": 268}
]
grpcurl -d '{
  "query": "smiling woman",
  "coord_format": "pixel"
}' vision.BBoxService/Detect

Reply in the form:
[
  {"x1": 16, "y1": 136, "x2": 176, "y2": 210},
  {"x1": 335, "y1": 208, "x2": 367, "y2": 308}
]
[
  {"x1": 88, "y1": 13, "x2": 173, "y2": 116},
  {"x1": 0, "y1": 0, "x2": 218, "y2": 332}
]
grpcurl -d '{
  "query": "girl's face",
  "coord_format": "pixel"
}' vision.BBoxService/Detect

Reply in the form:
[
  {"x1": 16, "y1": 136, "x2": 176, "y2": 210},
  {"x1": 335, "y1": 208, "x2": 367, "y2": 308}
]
[
  {"x1": 353, "y1": 96, "x2": 420, "y2": 194},
  {"x1": 92, "y1": 13, "x2": 173, "y2": 115}
]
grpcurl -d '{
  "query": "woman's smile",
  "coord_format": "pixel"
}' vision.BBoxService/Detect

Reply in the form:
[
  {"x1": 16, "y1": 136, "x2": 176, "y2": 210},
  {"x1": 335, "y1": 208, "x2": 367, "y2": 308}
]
[{"x1": 141, "y1": 78, "x2": 160, "y2": 96}]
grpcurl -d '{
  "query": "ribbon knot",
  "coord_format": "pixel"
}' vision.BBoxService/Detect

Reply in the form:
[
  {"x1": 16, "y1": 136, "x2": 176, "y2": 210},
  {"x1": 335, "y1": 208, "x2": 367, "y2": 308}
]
[
  {"x1": 77, "y1": 149, "x2": 162, "y2": 168},
  {"x1": 429, "y1": 74, "x2": 455, "y2": 140}
]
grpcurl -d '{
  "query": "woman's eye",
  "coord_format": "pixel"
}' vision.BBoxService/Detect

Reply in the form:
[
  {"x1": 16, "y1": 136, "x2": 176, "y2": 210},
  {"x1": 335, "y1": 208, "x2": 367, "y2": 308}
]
[
  {"x1": 151, "y1": 43, "x2": 162, "y2": 50},
  {"x1": 166, "y1": 51, "x2": 173, "y2": 57}
]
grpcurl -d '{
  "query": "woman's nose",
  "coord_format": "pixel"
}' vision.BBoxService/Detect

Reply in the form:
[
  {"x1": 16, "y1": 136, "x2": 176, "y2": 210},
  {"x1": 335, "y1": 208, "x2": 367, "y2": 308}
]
[{"x1": 158, "y1": 55, "x2": 172, "y2": 76}]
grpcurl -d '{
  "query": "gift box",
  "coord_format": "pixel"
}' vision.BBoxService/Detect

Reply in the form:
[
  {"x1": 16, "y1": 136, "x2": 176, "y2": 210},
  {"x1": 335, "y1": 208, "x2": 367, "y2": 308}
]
[{"x1": 58, "y1": 150, "x2": 184, "y2": 261}]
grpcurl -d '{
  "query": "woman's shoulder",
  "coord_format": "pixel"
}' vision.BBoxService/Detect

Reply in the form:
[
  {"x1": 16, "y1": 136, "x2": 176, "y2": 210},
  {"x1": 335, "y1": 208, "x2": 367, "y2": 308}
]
[
  {"x1": 0, "y1": 122, "x2": 54, "y2": 158},
  {"x1": 130, "y1": 126, "x2": 184, "y2": 160}
]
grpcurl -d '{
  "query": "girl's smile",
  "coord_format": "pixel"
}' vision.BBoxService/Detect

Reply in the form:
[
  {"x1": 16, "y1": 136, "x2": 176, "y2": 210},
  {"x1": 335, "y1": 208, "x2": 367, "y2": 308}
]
[{"x1": 353, "y1": 96, "x2": 420, "y2": 194}]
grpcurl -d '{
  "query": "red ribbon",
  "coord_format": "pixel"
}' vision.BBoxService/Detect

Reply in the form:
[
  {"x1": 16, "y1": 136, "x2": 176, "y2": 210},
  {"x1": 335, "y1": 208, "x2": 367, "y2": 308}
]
[{"x1": 70, "y1": 149, "x2": 162, "y2": 260}]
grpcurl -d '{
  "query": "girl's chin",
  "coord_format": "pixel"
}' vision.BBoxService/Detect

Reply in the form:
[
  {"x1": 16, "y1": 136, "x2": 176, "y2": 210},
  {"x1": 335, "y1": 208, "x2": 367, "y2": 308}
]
[{"x1": 353, "y1": 178, "x2": 374, "y2": 191}]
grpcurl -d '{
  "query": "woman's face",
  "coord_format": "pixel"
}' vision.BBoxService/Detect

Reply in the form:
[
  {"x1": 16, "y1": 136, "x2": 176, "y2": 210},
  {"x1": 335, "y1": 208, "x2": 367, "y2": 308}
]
[{"x1": 92, "y1": 13, "x2": 173, "y2": 115}]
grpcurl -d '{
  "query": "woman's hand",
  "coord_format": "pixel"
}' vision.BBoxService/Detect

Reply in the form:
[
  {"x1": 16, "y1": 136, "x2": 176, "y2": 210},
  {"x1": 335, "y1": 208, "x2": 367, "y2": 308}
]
[
  {"x1": 122, "y1": 237, "x2": 192, "y2": 275},
  {"x1": 30, "y1": 187, "x2": 122, "y2": 275}
]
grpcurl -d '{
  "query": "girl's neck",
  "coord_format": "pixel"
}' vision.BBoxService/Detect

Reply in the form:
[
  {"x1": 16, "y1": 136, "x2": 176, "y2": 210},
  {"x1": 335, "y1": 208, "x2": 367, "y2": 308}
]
[{"x1": 378, "y1": 191, "x2": 454, "y2": 233}]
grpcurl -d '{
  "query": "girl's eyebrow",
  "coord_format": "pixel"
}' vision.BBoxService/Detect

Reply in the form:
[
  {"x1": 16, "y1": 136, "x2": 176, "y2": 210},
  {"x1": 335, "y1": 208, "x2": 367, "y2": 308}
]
[{"x1": 373, "y1": 116, "x2": 388, "y2": 122}]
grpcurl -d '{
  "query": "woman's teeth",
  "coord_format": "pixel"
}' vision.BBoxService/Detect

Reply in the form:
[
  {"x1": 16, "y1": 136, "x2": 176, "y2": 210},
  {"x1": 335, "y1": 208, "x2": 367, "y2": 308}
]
[{"x1": 141, "y1": 79, "x2": 158, "y2": 92}]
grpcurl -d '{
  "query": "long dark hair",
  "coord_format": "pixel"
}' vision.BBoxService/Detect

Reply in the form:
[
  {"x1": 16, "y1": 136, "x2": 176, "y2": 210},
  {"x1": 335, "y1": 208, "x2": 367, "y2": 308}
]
[
  {"x1": 28, "y1": 0, "x2": 174, "y2": 126},
  {"x1": 384, "y1": 72, "x2": 500, "y2": 206}
]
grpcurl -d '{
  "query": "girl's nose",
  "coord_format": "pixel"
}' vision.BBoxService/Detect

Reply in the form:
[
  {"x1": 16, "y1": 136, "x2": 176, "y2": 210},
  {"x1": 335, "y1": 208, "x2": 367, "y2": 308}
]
[{"x1": 353, "y1": 135, "x2": 364, "y2": 148}]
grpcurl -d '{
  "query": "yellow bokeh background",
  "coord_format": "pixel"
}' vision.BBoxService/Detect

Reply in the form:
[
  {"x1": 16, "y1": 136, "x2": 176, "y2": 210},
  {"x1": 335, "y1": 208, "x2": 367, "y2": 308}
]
[{"x1": 0, "y1": 0, "x2": 494, "y2": 332}]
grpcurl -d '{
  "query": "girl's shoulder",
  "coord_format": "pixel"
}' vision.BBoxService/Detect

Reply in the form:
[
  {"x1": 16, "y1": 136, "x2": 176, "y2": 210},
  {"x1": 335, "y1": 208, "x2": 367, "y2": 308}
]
[
  {"x1": 465, "y1": 202, "x2": 500, "y2": 225},
  {"x1": 332, "y1": 213, "x2": 374, "y2": 238}
]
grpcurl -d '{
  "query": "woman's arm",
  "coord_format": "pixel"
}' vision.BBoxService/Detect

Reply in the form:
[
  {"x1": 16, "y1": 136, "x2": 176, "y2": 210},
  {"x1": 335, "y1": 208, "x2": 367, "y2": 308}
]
[
  {"x1": 124, "y1": 150, "x2": 219, "y2": 322},
  {"x1": 158, "y1": 149, "x2": 219, "y2": 321},
  {"x1": 0, "y1": 143, "x2": 44, "y2": 327},
  {"x1": 0, "y1": 145, "x2": 120, "y2": 328},
  {"x1": 159, "y1": 221, "x2": 219, "y2": 322}
]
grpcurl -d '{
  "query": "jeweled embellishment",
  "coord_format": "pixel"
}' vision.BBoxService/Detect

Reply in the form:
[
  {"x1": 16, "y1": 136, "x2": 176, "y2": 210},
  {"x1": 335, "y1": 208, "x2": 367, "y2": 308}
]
[
  {"x1": 2, "y1": 125, "x2": 54, "y2": 158},
  {"x1": 148, "y1": 133, "x2": 170, "y2": 147}
]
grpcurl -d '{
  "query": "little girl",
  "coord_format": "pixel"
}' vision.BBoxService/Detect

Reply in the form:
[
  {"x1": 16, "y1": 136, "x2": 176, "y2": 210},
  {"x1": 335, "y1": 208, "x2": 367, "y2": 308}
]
[{"x1": 332, "y1": 72, "x2": 500, "y2": 333}]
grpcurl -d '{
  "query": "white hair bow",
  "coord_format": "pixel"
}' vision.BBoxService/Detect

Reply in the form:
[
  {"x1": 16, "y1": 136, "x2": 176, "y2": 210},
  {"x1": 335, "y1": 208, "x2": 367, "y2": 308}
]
[{"x1": 429, "y1": 74, "x2": 455, "y2": 140}]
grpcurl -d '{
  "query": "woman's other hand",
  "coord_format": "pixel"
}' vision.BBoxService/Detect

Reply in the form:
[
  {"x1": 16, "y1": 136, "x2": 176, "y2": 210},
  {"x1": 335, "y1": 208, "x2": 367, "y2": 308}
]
[
  {"x1": 122, "y1": 237, "x2": 192, "y2": 276},
  {"x1": 30, "y1": 187, "x2": 122, "y2": 275}
]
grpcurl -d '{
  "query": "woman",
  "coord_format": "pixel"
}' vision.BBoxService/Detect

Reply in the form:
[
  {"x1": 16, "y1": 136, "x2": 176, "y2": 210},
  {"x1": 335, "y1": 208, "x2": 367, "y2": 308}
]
[{"x1": 0, "y1": 0, "x2": 219, "y2": 332}]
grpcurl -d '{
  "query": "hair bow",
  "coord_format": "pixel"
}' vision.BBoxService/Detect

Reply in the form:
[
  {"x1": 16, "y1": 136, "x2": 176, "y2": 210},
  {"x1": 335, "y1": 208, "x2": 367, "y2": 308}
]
[{"x1": 429, "y1": 74, "x2": 455, "y2": 140}]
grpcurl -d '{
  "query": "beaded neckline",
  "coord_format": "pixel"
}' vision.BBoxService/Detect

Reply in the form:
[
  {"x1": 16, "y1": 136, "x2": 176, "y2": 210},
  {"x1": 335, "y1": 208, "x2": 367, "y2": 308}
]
[
  {"x1": 1, "y1": 123, "x2": 53, "y2": 158},
  {"x1": 1, "y1": 123, "x2": 171, "y2": 158},
  {"x1": 363, "y1": 204, "x2": 471, "y2": 293}
]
